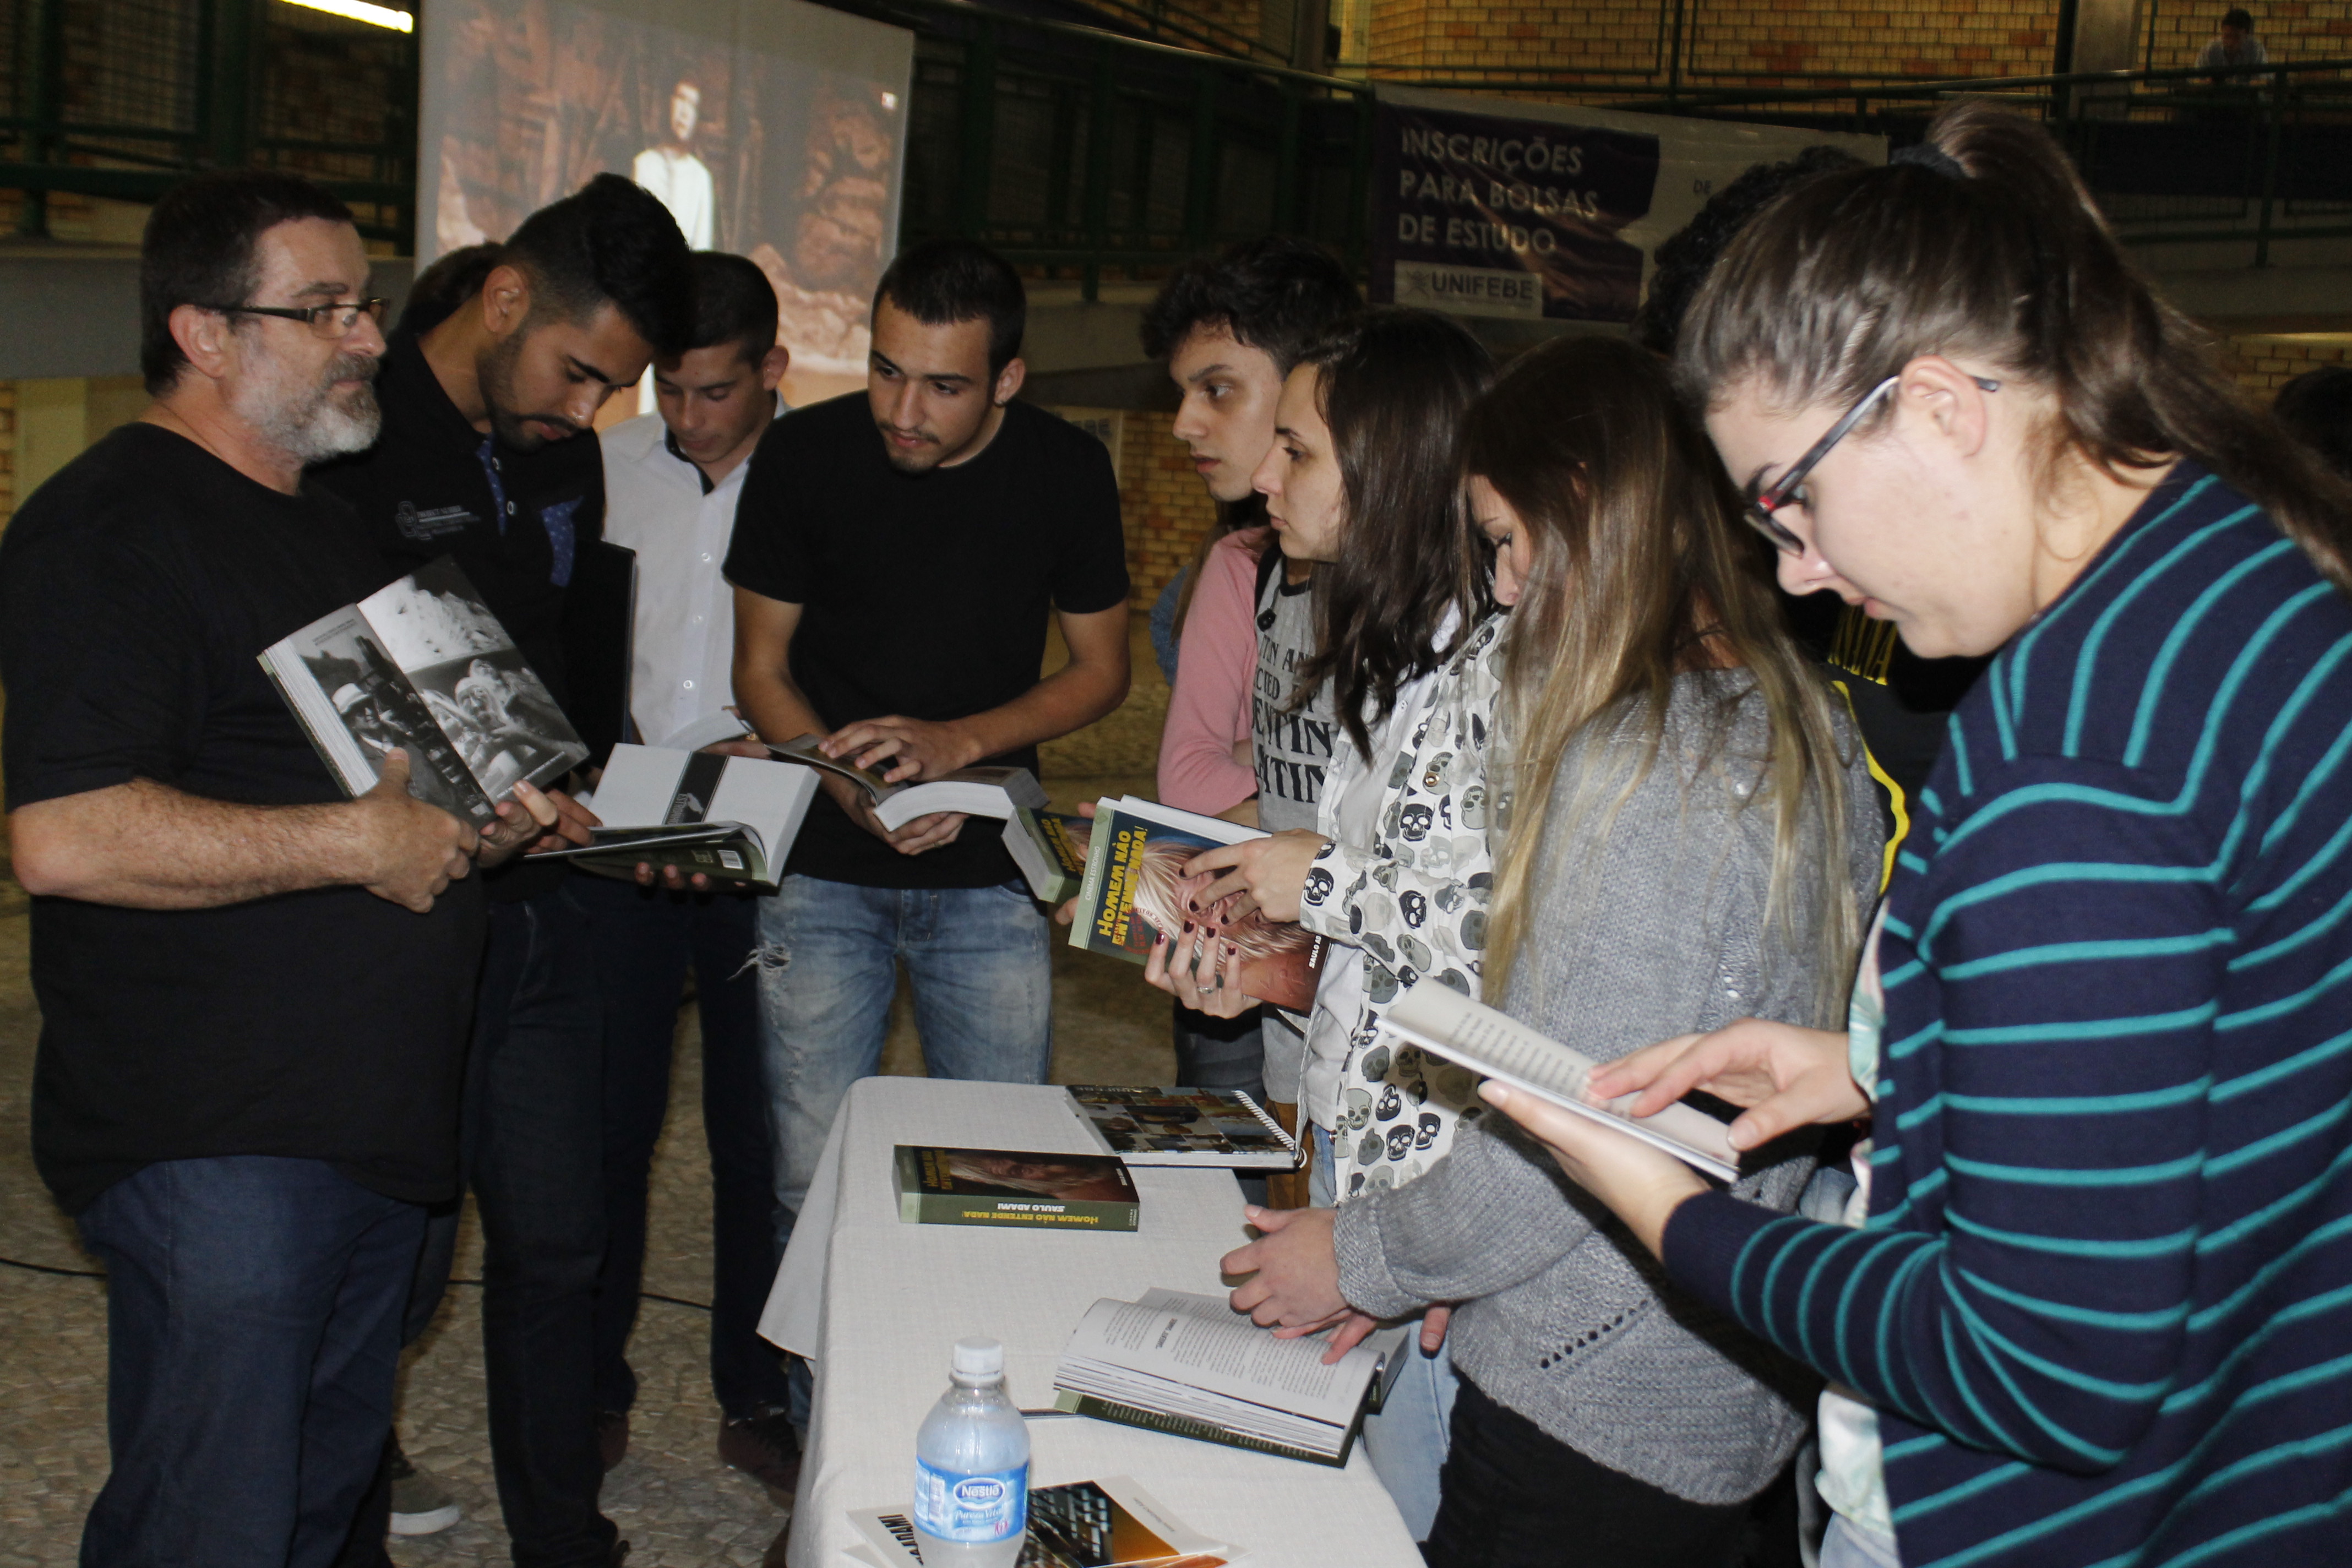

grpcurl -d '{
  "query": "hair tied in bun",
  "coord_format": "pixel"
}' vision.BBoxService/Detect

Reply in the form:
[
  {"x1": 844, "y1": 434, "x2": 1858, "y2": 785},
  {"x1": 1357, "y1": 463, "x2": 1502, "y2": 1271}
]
[{"x1": 1890, "y1": 143, "x2": 1967, "y2": 179}]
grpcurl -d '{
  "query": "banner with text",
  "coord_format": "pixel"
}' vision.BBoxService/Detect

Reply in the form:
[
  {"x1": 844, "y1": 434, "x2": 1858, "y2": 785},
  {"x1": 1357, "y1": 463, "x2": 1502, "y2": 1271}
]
[{"x1": 1372, "y1": 87, "x2": 1885, "y2": 326}]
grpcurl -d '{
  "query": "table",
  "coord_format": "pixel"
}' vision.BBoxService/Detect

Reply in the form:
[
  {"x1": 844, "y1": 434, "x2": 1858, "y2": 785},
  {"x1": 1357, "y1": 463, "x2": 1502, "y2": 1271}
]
[{"x1": 759, "y1": 1077, "x2": 1421, "y2": 1568}]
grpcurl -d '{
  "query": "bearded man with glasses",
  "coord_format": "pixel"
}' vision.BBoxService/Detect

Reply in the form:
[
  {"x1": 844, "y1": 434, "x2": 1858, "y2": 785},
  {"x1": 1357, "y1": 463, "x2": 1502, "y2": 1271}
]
[{"x1": 0, "y1": 170, "x2": 561, "y2": 1567}]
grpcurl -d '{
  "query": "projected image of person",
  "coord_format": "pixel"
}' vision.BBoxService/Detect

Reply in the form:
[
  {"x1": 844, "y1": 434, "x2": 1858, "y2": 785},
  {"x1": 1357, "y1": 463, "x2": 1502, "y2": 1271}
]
[
  {"x1": 420, "y1": 0, "x2": 908, "y2": 401},
  {"x1": 634, "y1": 79, "x2": 715, "y2": 249}
]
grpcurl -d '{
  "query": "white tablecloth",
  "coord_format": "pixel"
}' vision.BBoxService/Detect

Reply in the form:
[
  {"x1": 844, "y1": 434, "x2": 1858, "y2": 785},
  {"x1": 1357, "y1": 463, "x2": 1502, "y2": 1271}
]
[{"x1": 759, "y1": 1077, "x2": 1419, "y2": 1568}]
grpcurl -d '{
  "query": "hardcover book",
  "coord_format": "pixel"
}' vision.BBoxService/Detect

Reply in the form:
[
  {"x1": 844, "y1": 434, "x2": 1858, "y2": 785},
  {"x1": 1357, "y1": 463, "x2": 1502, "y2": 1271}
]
[
  {"x1": 1064, "y1": 1087, "x2": 1303, "y2": 1171},
  {"x1": 765, "y1": 733, "x2": 1048, "y2": 831},
  {"x1": 535, "y1": 743, "x2": 819, "y2": 890},
  {"x1": 892, "y1": 1145, "x2": 1140, "y2": 1232},
  {"x1": 258, "y1": 557, "x2": 587, "y2": 829},
  {"x1": 1065, "y1": 797, "x2": 1326, "y2": 1012}
]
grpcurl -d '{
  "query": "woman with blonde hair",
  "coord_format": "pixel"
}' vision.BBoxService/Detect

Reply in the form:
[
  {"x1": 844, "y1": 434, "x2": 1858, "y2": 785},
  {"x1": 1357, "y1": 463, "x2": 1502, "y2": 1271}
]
[{"x1": 1223, "y1": 331, "x2": 1882, "y2": 1567}]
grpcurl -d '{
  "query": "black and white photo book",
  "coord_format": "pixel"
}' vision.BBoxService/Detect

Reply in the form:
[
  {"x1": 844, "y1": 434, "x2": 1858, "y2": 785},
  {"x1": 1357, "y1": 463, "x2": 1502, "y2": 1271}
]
[{"x1": 259, "y1": 557, "x2": 589, "y2": 827}]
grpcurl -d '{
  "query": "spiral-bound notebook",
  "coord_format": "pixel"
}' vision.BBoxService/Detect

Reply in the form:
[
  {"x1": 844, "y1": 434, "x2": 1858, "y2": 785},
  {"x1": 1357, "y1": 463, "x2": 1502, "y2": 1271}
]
[{"x1": 1064, "y1": 1086, "x2": 1304, "y2": 1171}]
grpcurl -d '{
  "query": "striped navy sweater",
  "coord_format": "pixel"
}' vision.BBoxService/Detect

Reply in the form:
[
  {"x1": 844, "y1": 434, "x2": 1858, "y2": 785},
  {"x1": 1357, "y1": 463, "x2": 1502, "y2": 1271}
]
[{"x1": 1664, "y1": 465, "x2": 2352, "y2": 1567}]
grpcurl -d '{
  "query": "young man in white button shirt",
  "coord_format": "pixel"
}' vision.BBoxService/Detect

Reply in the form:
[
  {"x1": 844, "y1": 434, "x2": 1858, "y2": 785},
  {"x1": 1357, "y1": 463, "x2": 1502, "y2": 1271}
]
[{"x1": 583, "y1": 252, "x2": 800, "y2": 1496}]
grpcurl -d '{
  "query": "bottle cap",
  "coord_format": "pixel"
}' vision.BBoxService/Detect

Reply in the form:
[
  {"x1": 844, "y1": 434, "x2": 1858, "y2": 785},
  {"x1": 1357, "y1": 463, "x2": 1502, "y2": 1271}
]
[{"x1": 952, "y1": 1336, "x2": 1005, "y2": 1378}]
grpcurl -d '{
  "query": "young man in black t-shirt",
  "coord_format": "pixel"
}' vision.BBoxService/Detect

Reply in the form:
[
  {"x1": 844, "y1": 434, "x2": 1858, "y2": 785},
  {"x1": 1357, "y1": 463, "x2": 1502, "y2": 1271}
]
[
  {"x1": 311, "y1": 175, "x2": 690, "y2": 1566},
  {"x1": 0, "y1": 171, "x2": 557, "y2": 1568},
  {"x1": 727, "y1": 240, "x2": 1130, "y2": 1288}
]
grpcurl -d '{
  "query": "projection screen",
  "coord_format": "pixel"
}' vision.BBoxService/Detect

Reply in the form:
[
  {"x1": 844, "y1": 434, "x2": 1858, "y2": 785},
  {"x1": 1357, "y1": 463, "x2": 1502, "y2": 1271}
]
[{"x1": 417, "y1": 0, "x2": 912, "y2": 406}]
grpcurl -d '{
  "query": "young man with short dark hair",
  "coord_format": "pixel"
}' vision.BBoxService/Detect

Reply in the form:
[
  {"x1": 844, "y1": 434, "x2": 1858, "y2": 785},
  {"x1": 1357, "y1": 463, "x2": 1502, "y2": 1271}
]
[
  {"x1": 583, "y1": 249, "x2": 799, "y2": 1493},
  {"x1": 1139, "y1": 237, "x2": 1357, "y2": 1156},
  {"x1": 313, "y1": 172, "x2": 693, "y2": 1568},
  {"x1": 727, "y1": 238, "x2": 1130, "y2": 1288},
  {"x1": 1, "y1": 167, "x2": 554, "y2": 1567}
]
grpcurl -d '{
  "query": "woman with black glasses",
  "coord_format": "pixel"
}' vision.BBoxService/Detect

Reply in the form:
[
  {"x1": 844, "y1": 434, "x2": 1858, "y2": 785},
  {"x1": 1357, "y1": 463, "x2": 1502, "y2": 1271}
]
[{"x1": 1483, "y1": 104, "x2": 2352, "y2": 1568}]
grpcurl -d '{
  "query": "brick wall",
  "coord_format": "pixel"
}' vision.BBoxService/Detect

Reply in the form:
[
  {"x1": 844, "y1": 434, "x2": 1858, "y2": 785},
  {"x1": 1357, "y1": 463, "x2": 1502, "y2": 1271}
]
[
  {"x1": 2219, "y1": 333, "x2": 2352, "y2": 399},
  {"x1": 1684, "y1": 0, "x2": 2061, "y2": 80},
  {"x1": 1117, "y1": 411, "x2": 1224, "y2": 604},
  {"x1": 1362, "y1": 0, "x2": 2066, "y2": 80},
  {"x1": 1362, "y1": 0, "x2": 2351, "y2": 85}
]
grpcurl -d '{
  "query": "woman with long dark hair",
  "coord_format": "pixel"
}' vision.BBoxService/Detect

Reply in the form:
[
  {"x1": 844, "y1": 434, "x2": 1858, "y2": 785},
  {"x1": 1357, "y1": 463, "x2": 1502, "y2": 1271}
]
[
  {"x1": 1485, "y1": 102, "x2": 2352, "y2": 1568},
  {"x1": 1152, "y1": 307, "x2": 1499, "y2": 1537}
]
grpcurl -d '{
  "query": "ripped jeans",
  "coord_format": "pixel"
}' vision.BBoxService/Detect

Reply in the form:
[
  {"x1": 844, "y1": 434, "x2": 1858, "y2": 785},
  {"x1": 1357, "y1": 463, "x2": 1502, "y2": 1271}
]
[{"x1": 754, "y1": 875, "x2": 1054, "y2": 1249}]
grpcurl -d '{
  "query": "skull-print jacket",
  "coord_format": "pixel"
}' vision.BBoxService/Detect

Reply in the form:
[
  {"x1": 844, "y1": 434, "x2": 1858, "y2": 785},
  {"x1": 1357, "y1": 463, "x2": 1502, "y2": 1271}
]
[{"x1": 1298, "y1": 610, "x2": 1505, "y2": 1202}]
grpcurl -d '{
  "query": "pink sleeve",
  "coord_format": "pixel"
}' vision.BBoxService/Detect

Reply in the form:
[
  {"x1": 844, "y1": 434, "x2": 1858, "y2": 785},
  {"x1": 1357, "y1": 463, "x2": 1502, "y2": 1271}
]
[{"x1": 1156, "y1": 529, "x2": 1264, "y2": 814}]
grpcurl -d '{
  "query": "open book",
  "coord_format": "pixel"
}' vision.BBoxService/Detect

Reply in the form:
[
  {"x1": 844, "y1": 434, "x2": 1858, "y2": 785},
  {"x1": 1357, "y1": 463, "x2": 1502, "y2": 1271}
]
[
  {"x1": 765, "y1": 733, "x2": 1048, "y2": 831},
  {"x1": 538, "y1": 743, "x2": 816, "y2": 888},
  {"x1": 848, "y1": 1476, "x2": 1235, "y2": 1568},
  {"x1": 1065, "y1": 1087, "x2": 1303, "y2": 1172},
  {"x1": 1052, "y1": 1289, "x2": 1406, "y2": 1467},
  {"x1": 1065, "y1": 797, "x2": 1327, "y2": 1012},
  {"x1": 1379, "y1": 980, "x2": 1743, "y2": 1182},
  {"x1": 259, "y1": 557, "x2": 587, "y2": 830}
]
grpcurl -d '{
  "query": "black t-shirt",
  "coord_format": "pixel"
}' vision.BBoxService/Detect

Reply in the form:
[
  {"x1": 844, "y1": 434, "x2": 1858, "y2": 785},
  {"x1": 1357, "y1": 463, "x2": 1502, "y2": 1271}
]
[
  {"x1": 311, "y1": 328, "x2": 607, "y2": 900},
  {"x1": 726, "y1": 394, "x2": 1130, "y2": 888},
  {"x1": 0, "y1": 423, "x2": 487, "y2": 1214}
]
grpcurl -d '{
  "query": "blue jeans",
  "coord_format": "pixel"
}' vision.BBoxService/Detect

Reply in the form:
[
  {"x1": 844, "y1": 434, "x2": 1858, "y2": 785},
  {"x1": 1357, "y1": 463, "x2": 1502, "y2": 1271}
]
[
  {"x1": 1310, "y1": 1125, "x2": 1456, "y2": 1541},
  {"x1": 577, "y1": 876, "x2": 788, "y2": 1420},
  {"x1": 755, "y1": 875, "x2": 1053, "y2": 1240},
  {"x1": 77, "y1": 1156, "x2": 424, "y2": 1568}
]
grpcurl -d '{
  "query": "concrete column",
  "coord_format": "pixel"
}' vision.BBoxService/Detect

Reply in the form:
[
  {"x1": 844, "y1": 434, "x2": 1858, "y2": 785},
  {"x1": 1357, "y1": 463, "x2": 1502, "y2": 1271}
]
[{"x1": 2073, "y1": 0, "x2": 2148, "y2": 73}]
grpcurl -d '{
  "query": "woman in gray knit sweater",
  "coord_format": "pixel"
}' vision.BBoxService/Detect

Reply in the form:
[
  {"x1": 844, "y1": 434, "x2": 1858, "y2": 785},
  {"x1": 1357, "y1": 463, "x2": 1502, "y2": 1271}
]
[{"x1": 1225, "y1": 337, "x2": 1884, "y2": 1565}]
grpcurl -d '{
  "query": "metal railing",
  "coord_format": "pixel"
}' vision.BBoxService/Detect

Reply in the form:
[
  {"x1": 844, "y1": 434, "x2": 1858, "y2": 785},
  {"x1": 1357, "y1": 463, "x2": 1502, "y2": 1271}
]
[
  {"x1": 1556, "y1": 57, "x2": 2352, "y2": 266},
  {"x1": 0, "y1": 0, "x2": 416, "y2": 239},
  {"x1": 857, "y1": 0, "x2": 1373, "y2": 295},
  {"x1": 1, "y1": 0, "x2": 2344, "y2": 276}
]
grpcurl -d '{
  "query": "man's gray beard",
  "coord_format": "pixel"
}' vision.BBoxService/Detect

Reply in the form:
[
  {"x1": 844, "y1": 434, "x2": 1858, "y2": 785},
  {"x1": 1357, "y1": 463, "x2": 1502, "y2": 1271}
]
[{"x1": 233, "y1": 350, "x2": 383, "y2": 465}]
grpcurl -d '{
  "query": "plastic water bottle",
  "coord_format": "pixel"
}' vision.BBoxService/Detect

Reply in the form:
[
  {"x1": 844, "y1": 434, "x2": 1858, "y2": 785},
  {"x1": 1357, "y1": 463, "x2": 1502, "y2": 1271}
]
[{"x1": 912, "y1": 1337, "x2": 1030, "y2": 1567}]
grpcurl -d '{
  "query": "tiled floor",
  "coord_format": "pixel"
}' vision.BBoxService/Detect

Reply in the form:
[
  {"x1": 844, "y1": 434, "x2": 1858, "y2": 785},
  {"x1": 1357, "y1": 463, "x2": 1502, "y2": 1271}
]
[{"x1": 0, "y1": 757, "x2": 1179, "y2": 1565}]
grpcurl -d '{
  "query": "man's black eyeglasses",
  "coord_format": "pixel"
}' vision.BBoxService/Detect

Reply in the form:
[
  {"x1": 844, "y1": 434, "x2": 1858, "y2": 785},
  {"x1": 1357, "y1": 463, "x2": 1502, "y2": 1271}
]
[
  {"x1": 203, "y1": 298, "x2": 389, "y2": 341},
  {"x1": 1744, "y1": 372, "x2": 2001, "y2": 554}
]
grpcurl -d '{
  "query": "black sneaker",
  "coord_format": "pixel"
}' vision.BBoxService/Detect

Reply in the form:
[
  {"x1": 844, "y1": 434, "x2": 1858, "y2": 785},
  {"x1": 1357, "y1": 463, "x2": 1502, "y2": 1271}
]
[
  {"x1": 717, "y1": 1406, "x2": 803, "y2": 1500},
  {"x1": 386, "y1": 1439, "x2": 461, "y2": 1537}
]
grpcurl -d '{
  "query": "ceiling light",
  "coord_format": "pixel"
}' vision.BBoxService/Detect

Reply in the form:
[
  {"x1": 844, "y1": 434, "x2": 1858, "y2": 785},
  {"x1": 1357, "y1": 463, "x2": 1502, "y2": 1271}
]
[{"x1": 277, "y1": 0, "x2": 413, "y2": 32}]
